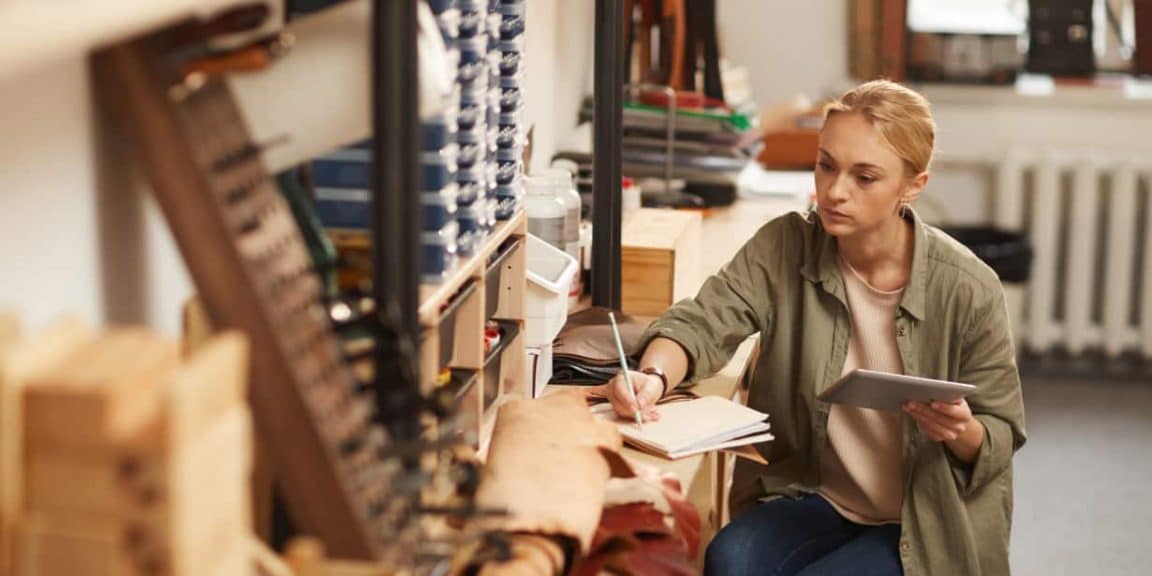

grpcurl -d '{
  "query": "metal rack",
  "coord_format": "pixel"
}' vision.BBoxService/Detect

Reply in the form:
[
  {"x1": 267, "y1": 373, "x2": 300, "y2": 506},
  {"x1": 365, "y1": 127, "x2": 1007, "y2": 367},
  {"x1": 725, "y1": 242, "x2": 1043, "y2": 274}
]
[
  {"x1": 592, "y1": 0, "x2": 625, "y2": 310},
  {"x1": 371, "y1": 0, "x2": 422, "y2": 444}
]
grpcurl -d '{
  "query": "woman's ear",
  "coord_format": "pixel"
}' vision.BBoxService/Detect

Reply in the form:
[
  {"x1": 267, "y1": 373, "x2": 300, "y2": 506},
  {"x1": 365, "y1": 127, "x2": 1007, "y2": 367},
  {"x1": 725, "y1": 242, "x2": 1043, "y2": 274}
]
[{"x1": 904, "y1": 171, "x2": 930, "y2": 204}]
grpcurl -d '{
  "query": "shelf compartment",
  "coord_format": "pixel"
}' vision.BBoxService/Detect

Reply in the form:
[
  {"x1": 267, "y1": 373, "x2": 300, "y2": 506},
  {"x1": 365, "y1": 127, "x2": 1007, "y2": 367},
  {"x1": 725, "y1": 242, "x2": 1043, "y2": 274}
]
[{"x1": 482, "y1": 319, "x2": 521, "y2": 406}]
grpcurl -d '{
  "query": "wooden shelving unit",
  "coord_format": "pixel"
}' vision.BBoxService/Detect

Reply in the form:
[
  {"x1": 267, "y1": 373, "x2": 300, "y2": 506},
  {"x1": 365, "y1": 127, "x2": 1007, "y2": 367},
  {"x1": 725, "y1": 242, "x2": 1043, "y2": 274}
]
[{"x1": 330, "y1": 209, "x2": 528, "y2": 447}]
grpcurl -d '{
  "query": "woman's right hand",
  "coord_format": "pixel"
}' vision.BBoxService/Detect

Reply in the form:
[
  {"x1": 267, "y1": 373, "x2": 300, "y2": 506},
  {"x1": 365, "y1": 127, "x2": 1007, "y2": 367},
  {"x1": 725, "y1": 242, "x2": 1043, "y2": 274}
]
[{"x1": 606, "y1": 370, "x2": 664, "y2": 422}]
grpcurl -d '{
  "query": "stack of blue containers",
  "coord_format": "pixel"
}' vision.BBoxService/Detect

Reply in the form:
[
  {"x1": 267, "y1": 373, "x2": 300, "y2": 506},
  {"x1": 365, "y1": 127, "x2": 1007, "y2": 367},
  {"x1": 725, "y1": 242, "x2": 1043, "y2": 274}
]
[
  {"x1": 310, "y1": 0, "x2": 526, "y2": 285},
  {"x1": 454, "y1": 0, "x2": 492, "y2": 258},
  {"x1": 493, "y1": 0, "x2": 526, "y2": 222},
  {"x1": 422, "y1": 0, "x2": 464, "y2": 282}
]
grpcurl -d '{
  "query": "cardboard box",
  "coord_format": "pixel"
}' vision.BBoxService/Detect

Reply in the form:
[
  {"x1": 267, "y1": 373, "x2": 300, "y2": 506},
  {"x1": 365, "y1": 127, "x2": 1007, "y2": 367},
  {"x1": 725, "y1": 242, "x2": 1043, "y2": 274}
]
[{"x1": 621, "y1": 209, "x2": 702, "y2": 316}]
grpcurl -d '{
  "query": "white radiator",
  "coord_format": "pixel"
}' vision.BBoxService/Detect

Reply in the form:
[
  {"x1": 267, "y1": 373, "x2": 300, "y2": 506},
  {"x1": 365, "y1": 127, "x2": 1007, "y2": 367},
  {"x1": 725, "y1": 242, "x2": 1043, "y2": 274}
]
[{"x1": 995, "y1": 149, "x2": 1152, "y2": 359}]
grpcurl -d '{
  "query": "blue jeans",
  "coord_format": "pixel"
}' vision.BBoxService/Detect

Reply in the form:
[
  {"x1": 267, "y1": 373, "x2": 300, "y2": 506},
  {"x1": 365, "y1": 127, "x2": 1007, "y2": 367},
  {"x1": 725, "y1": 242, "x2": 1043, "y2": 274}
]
[{"x1": 704, "y1": 495, "x2": 903, "y2": 576}]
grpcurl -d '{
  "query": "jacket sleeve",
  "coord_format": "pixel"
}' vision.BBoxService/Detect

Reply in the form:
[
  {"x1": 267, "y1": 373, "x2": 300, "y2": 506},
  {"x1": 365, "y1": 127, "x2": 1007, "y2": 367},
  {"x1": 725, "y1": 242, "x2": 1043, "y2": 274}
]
[
  {"x1": 637, "y1": 219, "x2": 785, "y2": 382},
  {"x1": 949, "y1": 288, "x2": 1028, "y2": 495}
]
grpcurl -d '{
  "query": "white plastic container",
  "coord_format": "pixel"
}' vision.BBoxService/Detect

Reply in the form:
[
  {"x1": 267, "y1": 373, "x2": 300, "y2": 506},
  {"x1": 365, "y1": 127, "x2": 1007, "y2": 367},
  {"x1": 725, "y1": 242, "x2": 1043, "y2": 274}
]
[
  {"x1": 525, "y1": 175, "x2": 566, "y2": 251},
  {"x1": 543, "y1": 168, "x2": 582, "y2": 262},
  {"x1": 525, "y1": 233, "x2": 578, "y2": 347}
]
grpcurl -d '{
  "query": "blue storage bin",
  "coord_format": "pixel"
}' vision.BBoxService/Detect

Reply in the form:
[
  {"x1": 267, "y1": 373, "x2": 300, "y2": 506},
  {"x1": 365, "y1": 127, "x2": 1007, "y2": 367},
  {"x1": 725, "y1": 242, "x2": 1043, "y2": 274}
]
[
  {"x1": 457, "y1": 142, "x2": 484, "y2": 168},
  {"x1": 422, "y1": 222, "x2": 460, "y2": 283},
  {"x1": 460, "y1": 84, "x2": 486, "y2": 106},
  {"x1": 422, "y1": 155, "x2": 457, "y2": 190},
  {"x1": 456, "y1": 165, "x2": 486, "y2": 185},
  {"x1": 457, "y1": 125, "x2": 485, "y2": 145},
  {"x1": 423, "y1": 188, "x2": 459, "y2": 231},
  {"x1": 494, "y1": 160, "x2": 520, "y2": 185},
  {"x1": 494, "y1": 196, "x2": 519, "y2": 220},
  {"x1": 498, "y1": 51, "x2": 522, "y2": 77},
  {"x1": 498, "y1": 15, "x2": 524, "y2": 38},
  {"x1": 458, "y1": 103, "x2": 486, "y2": 131},
  {"x1": 497, "y1": 0, "x2": 525, "y2": 17},
  {"x1": 313, "y1": 187, "x2": 370, "y2": 230},
  {"x1": 494, "y1": 181, "x2": 523, "y2": 200},
  {"x1": 457, "y1": 181, "x2": 484, "y2": 205},
  {"x1": 457, "y1": 202, "x2": 483, "y2": 234},
  {"x1": 459, "y1": 35, "x2": 488, "y2": 64},
  {"x1": 498, "y1": 87, "x2": 522, "y2": 111},
  {"x1": 459, "y1": 10, "x2": 486, "y2": 37},
  {"x1": 428, "y1": 0, "x2": 458, "y2": 14},
  {"x1": 423, "y1": 115, "x2": 458, "y2": 151}
]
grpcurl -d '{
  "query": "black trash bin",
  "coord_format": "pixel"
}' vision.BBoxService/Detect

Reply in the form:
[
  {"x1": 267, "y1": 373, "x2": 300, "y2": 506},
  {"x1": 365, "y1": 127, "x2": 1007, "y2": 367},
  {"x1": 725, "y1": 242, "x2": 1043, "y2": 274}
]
[{"x1": 939, "y1": 226, "x2": 1033, "y2": 284}]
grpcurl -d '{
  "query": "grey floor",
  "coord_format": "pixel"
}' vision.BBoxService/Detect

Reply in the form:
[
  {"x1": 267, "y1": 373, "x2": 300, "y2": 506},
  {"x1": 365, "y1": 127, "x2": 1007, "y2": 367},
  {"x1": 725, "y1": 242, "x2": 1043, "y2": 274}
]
[{"x1": 1011, "y1": 370, "x2": 1152, "y2": 575}]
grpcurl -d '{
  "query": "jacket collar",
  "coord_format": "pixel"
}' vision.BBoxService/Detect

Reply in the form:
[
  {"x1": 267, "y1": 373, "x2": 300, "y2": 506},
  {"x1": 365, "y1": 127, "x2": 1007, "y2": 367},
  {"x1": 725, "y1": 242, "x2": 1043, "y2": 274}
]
[{"x1": 801, "y1": 208, "x2": 928, "y2": 321}]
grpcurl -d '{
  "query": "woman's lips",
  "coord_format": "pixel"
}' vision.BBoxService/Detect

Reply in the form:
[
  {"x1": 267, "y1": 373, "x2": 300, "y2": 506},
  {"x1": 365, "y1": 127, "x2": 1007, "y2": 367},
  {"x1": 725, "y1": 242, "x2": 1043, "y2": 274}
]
[{"x1": 821, "y1": 206, "x2": 850, "y2": 221}]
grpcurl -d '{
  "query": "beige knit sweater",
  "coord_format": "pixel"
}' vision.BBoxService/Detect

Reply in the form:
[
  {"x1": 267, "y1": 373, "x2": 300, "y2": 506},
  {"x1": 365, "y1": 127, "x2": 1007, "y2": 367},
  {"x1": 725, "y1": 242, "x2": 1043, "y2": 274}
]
[{"x1": 818, "y1": 256, "x2": 906, "y2": 525}]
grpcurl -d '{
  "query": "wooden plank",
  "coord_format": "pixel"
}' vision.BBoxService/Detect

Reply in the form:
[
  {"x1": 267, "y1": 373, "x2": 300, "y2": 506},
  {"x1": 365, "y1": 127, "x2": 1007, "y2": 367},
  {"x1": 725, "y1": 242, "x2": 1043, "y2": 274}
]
[
  {"x1": 12, "y1": 515, "x2": 138, "y2": 576},
  {"x1": 24, "y1": 329, "x2": 178, "y2": 452},
  {"x1": 0, "y1": 317, "x2": 91, "y2": 576},
  {"x1": 879, "y1": 0, "x2": 907, "y2": 81},
  {"x1": 94, "y1": 37, "x2": 380, "y2": 558},
  {"x1": 166, "y1": 332, "x2": 248, "y2": 446}
]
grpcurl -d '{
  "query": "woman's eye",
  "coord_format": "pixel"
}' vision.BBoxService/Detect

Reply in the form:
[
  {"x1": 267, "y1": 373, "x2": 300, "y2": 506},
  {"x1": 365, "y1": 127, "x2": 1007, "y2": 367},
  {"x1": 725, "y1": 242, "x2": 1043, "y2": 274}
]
[
  {"x1": 857, "y1": 175, "x2": 876, "y2": 185},
  {"x1": 818, "y1": 161, "x2": 833, "y2": 172}
]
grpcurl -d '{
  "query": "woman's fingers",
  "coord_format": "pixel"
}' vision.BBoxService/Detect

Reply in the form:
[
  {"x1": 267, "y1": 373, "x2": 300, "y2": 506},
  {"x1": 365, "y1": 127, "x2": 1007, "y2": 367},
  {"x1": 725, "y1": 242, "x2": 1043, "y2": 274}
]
[{"x1": 904, "y1": 402, "x2": 965, "y2": 441}]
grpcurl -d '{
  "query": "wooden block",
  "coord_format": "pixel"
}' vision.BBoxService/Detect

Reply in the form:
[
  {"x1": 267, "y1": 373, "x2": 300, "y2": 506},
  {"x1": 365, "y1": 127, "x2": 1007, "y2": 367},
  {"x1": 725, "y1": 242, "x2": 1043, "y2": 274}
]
[
  {"x1": 26, "y1": 408, "x2": 252, "y2": 575},
  {"x1": 166, "y1": 332, "x2": 249, "y2": 447},
  {"x1": 23, "y1": 420, "x2": 167, "y2": 520},
  {"x1": 621, "y1": 208, "x2": 702, "y2": 316},
  {"x1": 169, "y1": 408, "x2": 252, "y2": 575},
  {"x1": 24, "y1": 329, "x2": 179, "y2": 451},
  {"x1": 1, "y1": 317, "x2": 92, "y2": 576},
  {"x1": 180, "y1": 296, "x2": 216, "y2": 357},
  {"x1": 12, "y1": 515, "x2": 142, "y2": 576}
]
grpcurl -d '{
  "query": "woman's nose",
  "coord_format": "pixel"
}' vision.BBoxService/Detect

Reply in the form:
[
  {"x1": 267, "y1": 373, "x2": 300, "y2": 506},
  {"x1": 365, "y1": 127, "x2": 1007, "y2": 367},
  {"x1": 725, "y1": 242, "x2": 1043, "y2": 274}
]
[{"x1": 825, "y1": 175, "x2": 849, "y2": 202}]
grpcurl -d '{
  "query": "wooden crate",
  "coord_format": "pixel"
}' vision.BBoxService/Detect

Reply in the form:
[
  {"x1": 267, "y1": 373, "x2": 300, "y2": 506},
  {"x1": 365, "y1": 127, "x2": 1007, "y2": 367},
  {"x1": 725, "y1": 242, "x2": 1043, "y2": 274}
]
[{"x1": 621, "y1": 208, "x2": 702, "y2": 316}]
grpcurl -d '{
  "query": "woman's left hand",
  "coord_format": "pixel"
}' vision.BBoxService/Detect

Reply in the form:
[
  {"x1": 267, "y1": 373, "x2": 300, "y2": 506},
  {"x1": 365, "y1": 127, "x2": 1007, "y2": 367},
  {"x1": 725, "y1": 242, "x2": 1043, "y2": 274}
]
[
  {"x1": 903, "y1": 399, "x2": 985, "y2": 463},
  {"x1": 902, "y1": 399, "x2": 972, "y2": 442}
]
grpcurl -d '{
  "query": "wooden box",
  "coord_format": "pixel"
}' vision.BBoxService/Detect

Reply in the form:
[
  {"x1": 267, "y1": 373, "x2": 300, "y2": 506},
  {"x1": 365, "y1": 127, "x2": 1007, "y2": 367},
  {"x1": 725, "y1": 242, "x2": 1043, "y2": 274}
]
[{"x1": 621, "y1": 208, "x2": 702, "y2": 316}]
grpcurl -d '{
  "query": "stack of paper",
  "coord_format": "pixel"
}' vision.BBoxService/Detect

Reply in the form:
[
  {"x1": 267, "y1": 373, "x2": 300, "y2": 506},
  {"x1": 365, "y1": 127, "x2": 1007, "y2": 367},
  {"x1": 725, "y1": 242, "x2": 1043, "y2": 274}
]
[{"x1": 592, "y1": 396, "x2": 772, "y2": 460}]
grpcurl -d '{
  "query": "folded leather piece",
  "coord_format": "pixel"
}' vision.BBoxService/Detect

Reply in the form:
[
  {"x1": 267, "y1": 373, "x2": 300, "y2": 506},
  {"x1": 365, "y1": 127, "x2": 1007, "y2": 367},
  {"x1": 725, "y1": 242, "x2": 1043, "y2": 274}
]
[
  {"x1": 570, "y1": 503, "x2": 697, "y2": 576},
  {"x1": 551, "y1": 308, "x2": 650, "y2": 385},
  {"x1": 474, "y1": 392, "x2": 623, "y2": 554}
]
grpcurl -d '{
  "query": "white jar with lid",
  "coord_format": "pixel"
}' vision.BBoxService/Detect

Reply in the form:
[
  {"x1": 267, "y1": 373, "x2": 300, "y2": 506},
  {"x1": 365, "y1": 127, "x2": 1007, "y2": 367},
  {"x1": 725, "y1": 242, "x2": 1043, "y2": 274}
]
[{"x1": 524, "y1": 174, "x2": 566, "y2": 251}]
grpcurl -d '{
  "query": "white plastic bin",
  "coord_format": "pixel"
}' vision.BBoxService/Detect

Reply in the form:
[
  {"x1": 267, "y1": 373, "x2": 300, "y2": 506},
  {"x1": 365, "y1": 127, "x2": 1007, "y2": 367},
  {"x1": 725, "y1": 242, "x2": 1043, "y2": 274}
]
[{"x1": 525, "y1": 233, "x2": 578, "y2": 347}]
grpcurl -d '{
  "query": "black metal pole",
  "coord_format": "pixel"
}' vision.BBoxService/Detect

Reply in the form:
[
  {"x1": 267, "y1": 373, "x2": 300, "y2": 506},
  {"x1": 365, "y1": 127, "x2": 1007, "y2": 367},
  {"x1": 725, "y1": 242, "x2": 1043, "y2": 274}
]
[
  {"x1": 372, "y1": 0, "x2": 422, "y2": 439},
  {"x1": 593, "y1": 0, "x2": 624, "y2": 309}
]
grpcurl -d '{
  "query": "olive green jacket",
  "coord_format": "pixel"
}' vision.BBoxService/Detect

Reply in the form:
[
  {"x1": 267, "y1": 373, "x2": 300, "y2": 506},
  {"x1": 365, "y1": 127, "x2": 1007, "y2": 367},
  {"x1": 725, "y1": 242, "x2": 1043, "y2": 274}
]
[{"x1": 640, "y1": 209, "x2": 1026, "y2": 575}]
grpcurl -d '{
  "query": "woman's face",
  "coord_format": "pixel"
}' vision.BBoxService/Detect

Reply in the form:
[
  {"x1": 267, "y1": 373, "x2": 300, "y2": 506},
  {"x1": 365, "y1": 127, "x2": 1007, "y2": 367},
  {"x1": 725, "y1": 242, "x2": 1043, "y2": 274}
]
[{"x1": 814, "y1": 112, "x2": 923, "y2": 238}]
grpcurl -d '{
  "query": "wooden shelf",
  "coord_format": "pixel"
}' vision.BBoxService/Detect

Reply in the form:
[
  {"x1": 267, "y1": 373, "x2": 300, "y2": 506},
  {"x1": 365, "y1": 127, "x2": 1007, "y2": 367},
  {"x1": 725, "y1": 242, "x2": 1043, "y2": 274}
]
[{"x1": 418, "y1": 210, "x2": 526, "y2": 326}]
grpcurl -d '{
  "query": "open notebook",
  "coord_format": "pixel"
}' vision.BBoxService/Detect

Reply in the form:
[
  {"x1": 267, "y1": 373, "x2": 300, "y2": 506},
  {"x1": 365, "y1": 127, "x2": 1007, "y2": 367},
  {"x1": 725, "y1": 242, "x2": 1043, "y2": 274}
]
[{"x1": 591, "y1": 396, "x2": 772, "y2": 460}]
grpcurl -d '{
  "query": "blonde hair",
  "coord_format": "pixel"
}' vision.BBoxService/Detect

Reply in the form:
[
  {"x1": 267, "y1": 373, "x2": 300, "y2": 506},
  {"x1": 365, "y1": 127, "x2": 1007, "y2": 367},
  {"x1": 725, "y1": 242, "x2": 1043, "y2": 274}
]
[{"x1": 825, "y1": 80, "x2": 936, "y2": 178}]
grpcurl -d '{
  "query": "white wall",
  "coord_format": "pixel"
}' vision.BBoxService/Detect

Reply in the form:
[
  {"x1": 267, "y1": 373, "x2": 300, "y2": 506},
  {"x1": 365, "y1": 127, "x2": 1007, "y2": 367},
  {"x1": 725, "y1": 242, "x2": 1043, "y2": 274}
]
[
  {"x1": 523, "y1": 0, "x2": 594, "y2": 172},
  {"x1": 0, "y1": 1, "x2": 592, "y2": 336},
  {"x1": 0, "y1": 58, "x2": 192, "y2": 336},
  {"x1": 716, "y1": 0, "x2": 851, "y2": 105}
]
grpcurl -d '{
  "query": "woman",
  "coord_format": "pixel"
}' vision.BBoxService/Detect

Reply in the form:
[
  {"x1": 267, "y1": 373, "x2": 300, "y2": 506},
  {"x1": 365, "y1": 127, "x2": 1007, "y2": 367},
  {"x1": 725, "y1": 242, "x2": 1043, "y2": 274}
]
[{"x1": 607, "y1": 80, "x2": 1026, "y2": 576}]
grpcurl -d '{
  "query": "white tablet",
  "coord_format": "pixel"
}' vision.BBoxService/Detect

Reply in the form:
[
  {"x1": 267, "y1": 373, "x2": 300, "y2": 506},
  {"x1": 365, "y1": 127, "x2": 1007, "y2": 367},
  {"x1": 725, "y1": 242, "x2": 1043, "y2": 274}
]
[{"x1": 817, "y1": 369, "x2": 977, "y2": 412}]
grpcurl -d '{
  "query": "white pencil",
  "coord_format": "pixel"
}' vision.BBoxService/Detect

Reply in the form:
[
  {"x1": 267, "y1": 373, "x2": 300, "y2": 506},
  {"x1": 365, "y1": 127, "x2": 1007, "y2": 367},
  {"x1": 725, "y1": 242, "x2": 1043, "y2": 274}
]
[{"x1": 608, "y1": 312, "x2": 643, "y2": 429}]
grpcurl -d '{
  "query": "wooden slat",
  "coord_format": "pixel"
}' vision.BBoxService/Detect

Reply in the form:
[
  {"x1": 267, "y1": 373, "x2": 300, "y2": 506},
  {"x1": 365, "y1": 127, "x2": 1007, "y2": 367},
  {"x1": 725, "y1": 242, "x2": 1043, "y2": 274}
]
[
  {"x1": 879, "y1": 0, "x2": 907, "y2": 81},
  {"x1": 93, "y1": 36, "x2": 379, "y2": 559},
  {"x1": 1, "y1": 317, "x2": 92, "y2": 576}
]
